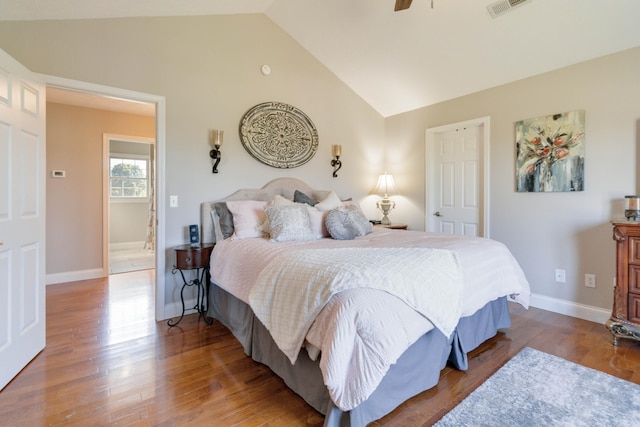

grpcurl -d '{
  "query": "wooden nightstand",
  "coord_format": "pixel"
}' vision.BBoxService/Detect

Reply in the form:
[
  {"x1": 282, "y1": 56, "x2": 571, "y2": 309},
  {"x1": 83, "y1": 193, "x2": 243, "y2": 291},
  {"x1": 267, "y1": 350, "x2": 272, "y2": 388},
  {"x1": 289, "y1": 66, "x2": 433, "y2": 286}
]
[
  {"x1": 168, "y1": 243, "x2": 214, "y2": 327},
  {"x1": 376, "y1": 223, "x2": 408, "y2": 230}
]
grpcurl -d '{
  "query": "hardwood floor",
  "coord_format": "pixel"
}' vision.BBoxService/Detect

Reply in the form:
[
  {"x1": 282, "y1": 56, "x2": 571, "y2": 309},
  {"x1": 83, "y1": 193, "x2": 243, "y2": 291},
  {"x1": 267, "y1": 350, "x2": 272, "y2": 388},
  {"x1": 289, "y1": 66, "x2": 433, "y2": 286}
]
[{"x1": 1, "y1": 271, "x2": 639, "y2": 426}]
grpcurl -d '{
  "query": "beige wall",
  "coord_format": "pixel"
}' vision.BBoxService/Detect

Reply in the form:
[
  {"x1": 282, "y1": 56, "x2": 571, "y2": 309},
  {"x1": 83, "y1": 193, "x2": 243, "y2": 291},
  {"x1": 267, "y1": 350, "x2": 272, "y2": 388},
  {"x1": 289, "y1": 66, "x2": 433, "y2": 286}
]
[
  {"x1": 0, "y1": 15, "x2": 386, "y2": 305},
  {"x1": 47, "y1": 102, "x2": 155, "y2": 275},
  {"x1": 386, "y1": 46, "x2": 640, "y2": 313}
]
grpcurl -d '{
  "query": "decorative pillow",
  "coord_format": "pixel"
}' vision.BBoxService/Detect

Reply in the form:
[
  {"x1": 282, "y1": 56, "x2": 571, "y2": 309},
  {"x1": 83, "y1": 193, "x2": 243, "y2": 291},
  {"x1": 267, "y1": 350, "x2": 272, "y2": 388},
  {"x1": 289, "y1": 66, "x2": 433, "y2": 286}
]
[
  {"x1": 341, "y1": 200, "x2": 364, "y2": 214},
  {"x1": 225, "y1": 200, "x2": 268, "y2": 239},
  {"x1": 325, "y1": 206, "x2": 373, "y2": 240},
  {"x1": 344, "y1": 205, "x2": 373, "y2": 236},
  {"x1": 325, "y1": 209, "x2": 356, "y2": 240},
  {"x1": 264, "y1": 205, "x2": 316, "y2": 242},
  {"x1": 211, "y1": 210, "x2": 224, "y2": 243},
  {"x1": 307, "y1": 207, "x2": 330, "y2": 239},
  {"x1": 315, "y1": 190, "x2": 342, "y2": 211},
  {"x1": 294, "y1": 190, "x2": 318, "y2": 206},
  {"x1": 214, "y1": 202, "x2": 235, "y2": 240}
]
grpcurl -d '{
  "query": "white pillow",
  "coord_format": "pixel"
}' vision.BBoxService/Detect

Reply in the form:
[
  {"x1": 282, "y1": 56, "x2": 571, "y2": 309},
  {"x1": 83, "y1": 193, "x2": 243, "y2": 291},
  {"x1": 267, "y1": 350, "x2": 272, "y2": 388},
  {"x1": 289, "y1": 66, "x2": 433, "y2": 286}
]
[
  {"x1": 315, "y1": 190, "x2": 342, "y2": 211},
  {"x1": 307, "y1": 207, "x2": 330, "y2": 239},
  {"x1": 270, "y1": 194, "x2": 295, "y2": 206},
  {"x1": 225, "y1": 200, "x2": 268, "y2": 239},
  {"x1": 264, "y1": 205, "x2": 316, "y2": 242}
]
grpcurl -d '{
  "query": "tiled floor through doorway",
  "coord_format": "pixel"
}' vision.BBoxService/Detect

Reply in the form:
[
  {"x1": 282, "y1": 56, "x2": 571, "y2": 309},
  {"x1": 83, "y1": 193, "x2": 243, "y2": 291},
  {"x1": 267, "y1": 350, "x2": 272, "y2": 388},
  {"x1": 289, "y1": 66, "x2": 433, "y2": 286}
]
[{"x1": 110, "y1": 244, "x2": 154, "y2": 274}]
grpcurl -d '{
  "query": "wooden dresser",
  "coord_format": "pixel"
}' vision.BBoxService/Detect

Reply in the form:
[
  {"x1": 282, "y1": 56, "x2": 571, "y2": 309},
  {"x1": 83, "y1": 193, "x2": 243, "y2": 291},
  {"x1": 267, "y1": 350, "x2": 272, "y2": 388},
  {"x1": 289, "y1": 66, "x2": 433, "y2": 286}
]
[{"x1": 607, "y1": 221, "x2": 640, "y2": 345}]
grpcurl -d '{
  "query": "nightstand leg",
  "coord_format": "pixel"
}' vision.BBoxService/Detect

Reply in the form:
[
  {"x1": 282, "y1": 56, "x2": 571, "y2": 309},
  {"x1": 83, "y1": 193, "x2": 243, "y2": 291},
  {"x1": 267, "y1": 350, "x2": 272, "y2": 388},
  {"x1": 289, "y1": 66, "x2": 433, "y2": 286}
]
[
  {"x1": 167, "y1": 268, "x2": 189, "y2": 327},
  {"x1": 167, "y1": 267, "x2": 213, "y2": 327},
  {"x1": 198, "y1": 267, "x2": 213, "y2": 325}
]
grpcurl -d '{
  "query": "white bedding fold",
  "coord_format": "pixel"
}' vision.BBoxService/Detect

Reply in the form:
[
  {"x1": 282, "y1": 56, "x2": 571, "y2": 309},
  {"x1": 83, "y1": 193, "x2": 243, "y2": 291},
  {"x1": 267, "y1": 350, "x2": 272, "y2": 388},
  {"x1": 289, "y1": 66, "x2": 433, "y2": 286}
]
[
  {"x1": 248, "y1": 247, "x2": 463, "y2": 364},
  {"x1": 305, "y1": 288, "x2": 436, "y2": 410}
]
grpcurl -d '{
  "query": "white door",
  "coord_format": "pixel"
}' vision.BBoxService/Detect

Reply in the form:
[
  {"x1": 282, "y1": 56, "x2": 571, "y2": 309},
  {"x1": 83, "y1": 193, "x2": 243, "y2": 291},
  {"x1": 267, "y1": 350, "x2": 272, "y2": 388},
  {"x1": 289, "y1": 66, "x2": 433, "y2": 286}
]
[
  {"x1": 0, "y1": 49, "x2": 46, "y2": 390},
  {"x1": 426, "y1": 118, "x2": 489, "y2": 237}
]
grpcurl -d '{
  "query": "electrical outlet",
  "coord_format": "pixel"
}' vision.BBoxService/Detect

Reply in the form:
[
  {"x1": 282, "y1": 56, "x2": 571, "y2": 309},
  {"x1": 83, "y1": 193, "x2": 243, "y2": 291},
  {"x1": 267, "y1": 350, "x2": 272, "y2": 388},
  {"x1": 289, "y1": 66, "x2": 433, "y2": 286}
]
[
  {"x1": 170, "y1": 195, "x2": 178, "y2": 208},
  {"x1": 585, "y1": 274, "x2": 596, "y2": 288},
  {"x1": 555, "y1": 269, "x2": 566, "y2": 283}
]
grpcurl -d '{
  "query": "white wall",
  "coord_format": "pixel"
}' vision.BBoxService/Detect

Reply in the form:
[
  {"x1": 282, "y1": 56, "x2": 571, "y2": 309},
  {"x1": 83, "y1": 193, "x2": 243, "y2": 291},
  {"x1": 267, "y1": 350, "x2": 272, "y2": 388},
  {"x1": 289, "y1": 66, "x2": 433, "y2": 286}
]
[
  {"x1": 3, "y1": 15, "x2": 637, "y2": 320},
  {"x1": 0, "y1": 15, "x2": 386, "y2": 310},
  {"x1": 385, "y1": 47, "x2": 640, "y2": 318},
  {"x1": 109, "y1": 203, "x2": 149, "y2": 245}
]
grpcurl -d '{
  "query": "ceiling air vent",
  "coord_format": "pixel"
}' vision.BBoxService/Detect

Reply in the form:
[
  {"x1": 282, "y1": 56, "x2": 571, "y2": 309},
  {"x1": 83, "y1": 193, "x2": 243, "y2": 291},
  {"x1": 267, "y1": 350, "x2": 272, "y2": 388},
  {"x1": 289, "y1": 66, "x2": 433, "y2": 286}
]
[{"x1": 487, "y1": 0, "x2": 532, "y2": 18}]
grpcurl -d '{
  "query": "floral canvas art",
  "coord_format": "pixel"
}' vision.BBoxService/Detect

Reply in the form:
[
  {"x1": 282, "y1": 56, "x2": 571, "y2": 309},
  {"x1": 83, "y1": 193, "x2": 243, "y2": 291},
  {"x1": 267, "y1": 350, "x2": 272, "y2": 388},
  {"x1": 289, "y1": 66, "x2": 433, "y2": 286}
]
[{"x1": 516, "y1": 110, "x2": 585, "y2": 192}]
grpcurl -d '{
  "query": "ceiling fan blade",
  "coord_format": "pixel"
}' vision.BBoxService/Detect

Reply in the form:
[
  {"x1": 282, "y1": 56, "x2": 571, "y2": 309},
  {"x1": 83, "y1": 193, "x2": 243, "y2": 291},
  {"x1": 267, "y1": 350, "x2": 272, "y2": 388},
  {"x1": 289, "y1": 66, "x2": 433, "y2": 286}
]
[{"x1": 394, "y1": 0, "x2": 413, "y2": 11}]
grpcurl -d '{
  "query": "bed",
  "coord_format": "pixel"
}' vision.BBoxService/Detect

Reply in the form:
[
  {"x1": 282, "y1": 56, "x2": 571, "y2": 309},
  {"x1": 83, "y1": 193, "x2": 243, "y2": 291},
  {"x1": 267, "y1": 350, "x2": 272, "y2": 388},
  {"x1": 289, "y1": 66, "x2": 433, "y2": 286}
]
[{"x1": 201, "y1": 177, "x2": 530, "y2": 426}]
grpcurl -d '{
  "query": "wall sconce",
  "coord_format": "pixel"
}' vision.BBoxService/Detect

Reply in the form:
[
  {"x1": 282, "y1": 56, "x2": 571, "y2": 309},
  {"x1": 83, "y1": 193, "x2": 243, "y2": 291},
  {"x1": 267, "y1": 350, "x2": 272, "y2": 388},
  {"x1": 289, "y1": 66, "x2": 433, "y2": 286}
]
[
  {"x1": 331, "y1": 144, "x2": 342, "y2": 177},
  {"x1": 209, "y1": 129, "x2": 223, "y2": 174},
  {"x1": 372, "y1": 172, "x2": 399, "y2": 225}
]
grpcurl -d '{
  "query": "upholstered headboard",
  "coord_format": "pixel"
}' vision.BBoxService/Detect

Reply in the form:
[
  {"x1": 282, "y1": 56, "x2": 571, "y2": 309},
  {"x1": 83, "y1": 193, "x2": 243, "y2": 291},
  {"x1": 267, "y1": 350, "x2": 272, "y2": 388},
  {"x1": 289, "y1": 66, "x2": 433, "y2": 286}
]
[{"x1": 200, "y1": 178, "x2": 330, "y2": 244}]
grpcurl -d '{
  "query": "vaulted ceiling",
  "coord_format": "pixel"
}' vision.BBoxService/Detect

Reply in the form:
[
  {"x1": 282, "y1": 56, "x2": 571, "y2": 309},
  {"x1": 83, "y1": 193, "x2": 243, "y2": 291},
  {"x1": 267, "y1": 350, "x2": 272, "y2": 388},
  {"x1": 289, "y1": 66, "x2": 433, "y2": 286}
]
[{"x1": 3, "y1": 0, "x2": 640, "y2": 117}]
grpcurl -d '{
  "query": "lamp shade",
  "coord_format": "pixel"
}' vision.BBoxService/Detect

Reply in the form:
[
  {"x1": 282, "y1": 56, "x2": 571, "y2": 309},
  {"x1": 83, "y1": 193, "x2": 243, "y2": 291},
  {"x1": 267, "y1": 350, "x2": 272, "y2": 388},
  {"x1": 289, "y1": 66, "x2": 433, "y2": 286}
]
[{"x1": 372, "y1": 172, "x2": 399, "y2": 197}]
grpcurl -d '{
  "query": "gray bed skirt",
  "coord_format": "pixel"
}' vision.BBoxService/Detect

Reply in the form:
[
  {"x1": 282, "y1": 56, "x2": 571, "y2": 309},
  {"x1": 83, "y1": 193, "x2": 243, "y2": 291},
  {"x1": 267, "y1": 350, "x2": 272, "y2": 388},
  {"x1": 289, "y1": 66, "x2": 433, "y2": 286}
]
[{"x1": 207, "y1": 284, "x2": 511, "y2": 427}]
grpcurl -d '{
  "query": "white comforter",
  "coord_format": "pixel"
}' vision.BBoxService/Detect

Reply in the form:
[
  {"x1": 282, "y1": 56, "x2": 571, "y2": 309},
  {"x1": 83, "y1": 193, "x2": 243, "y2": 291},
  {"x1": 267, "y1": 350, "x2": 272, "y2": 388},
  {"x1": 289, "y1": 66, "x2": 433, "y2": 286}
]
[
  {"x1": 249, "y1": 247, "x2": 463, "y2": 364},
  {"x1": 209, "y1": 229, "x2": 530, "y2": 410}
]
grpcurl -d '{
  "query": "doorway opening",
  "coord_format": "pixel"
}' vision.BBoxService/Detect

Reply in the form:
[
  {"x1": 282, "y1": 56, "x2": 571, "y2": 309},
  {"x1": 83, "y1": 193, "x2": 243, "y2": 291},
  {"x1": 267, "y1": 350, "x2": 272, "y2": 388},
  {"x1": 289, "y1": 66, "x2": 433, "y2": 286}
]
[
  {"x1": 105, "y1": 135, "x2": 156, "y2": 274},
  {"x1": 43, "y1": 76, "x2": 167, "y2": 321}
]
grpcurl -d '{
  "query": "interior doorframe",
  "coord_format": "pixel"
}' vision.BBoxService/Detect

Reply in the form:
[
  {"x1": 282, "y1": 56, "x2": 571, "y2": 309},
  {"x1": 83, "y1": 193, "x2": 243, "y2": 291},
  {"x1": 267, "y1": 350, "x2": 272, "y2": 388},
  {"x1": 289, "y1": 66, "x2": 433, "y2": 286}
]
[
  {"x1": 425, "y1": 116, "x2": 491, "y2": 237},
  {"x1": 38, "y1": 73, "x2": 168, "y2": 321},
  {"x1": 103, "y1": 133, "x2": 156, "y2": 275}
]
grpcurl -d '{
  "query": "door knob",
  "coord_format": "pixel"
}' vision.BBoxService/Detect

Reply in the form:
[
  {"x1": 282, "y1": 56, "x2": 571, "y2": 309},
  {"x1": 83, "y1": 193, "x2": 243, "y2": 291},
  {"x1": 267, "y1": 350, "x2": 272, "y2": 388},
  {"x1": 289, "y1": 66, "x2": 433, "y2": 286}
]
[{"x1": 433, "y1": 211, "x2": 442, "y2": 217}]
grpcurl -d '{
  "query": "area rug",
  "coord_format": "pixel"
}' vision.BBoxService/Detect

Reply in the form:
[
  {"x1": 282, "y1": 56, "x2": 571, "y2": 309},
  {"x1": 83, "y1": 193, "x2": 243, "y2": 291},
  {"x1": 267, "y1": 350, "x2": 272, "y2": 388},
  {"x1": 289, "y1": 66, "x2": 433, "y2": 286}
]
[{"x1": 435, "y1": 347, "x2": 640, "y2": 426}]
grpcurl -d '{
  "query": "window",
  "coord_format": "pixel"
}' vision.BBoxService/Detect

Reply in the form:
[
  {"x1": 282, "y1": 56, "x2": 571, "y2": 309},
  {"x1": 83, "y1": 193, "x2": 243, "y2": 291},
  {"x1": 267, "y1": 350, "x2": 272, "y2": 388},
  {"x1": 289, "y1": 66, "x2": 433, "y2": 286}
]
[{"x1": 109, "y1": 156, "x2": 148, "y2": 199}]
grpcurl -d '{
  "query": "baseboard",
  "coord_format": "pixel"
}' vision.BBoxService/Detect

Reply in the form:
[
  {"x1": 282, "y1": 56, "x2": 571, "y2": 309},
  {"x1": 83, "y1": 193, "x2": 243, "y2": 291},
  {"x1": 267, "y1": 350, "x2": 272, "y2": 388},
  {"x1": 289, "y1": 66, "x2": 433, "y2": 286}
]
[
  {"x1": 529, "y1": 293, "x2": 611, "y2": 325},
  {"x1": 163, "y1": 298, "x2": 198, "y2": 321},
  {"x1": 46, "y1": 268, "x2": 105, "y2": 285},
  {"x1": 109, "y1": 241, "x2": 147, "y2": 251}
]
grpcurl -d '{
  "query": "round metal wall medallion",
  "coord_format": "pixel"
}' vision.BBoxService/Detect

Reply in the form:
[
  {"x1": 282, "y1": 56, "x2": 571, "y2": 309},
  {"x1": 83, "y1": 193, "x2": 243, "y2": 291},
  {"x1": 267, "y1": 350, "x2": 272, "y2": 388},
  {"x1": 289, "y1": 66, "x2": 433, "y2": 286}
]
[{"x1": 239, "y1": 102, "x2": 319, "y2": 169}]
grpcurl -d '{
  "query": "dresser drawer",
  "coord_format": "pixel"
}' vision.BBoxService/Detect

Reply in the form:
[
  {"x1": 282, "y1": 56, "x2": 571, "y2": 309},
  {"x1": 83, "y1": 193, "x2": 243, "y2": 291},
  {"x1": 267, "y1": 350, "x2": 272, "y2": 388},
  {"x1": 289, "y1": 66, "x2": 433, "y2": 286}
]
[
  {"x1": 630, "y1": 236, "x2": 640, "y2": 264},
  {"x1": 628, "y1": 293, "x2": 640, "y2": 324},
  {"x1": 629, "y1": 265, "x2": 640, "y2": 294}
]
